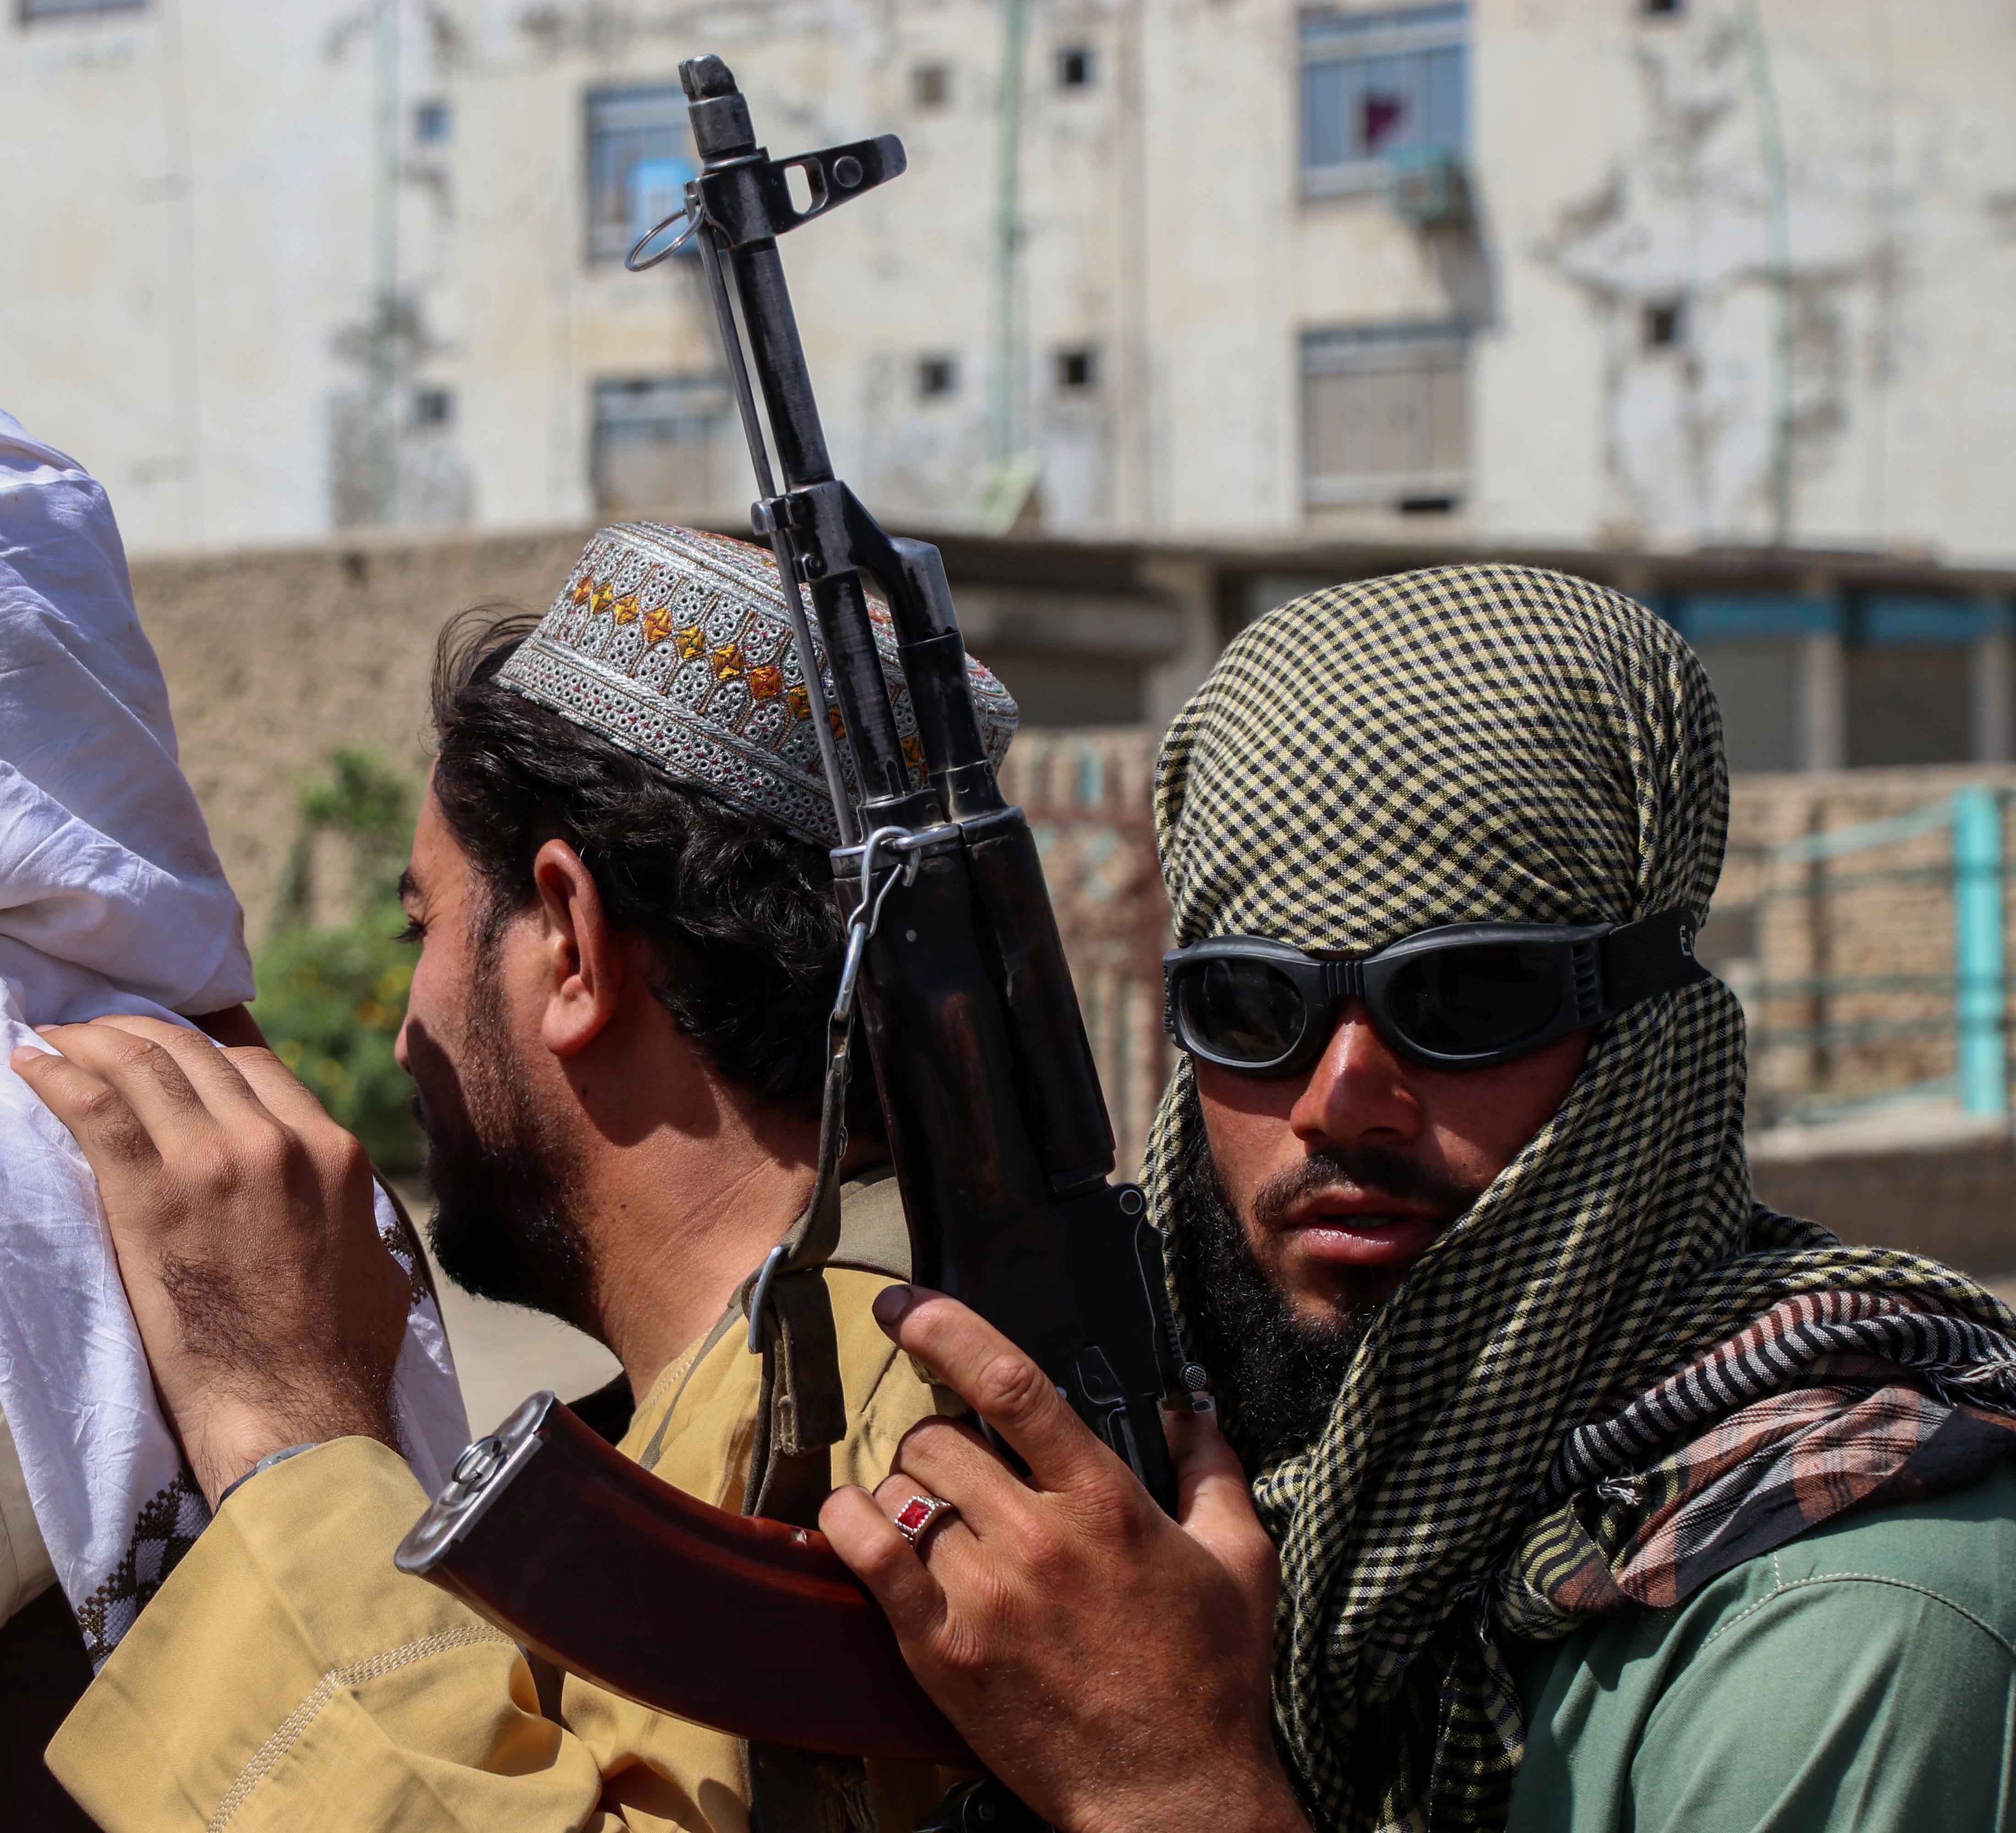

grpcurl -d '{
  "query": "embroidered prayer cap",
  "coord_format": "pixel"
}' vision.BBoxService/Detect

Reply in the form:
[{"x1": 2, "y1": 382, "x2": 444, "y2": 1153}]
[
  {"x1": 499, "y1": 523, "x2": 1018, "y2": 849},
  {"x1": 1143, "y1": 565, "x2": 2016, "y2": 1833}
]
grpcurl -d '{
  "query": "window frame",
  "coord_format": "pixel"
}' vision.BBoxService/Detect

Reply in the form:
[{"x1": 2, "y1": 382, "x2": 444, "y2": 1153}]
[
  {"x1": 1057, "y1": 45, "x2": 1096, "y2": 89},
  {"x1": 17, "y1": 0, "x2": 147, "y2": 20},
  {"x1": 411, "y1": 387, "x2": 455, "y2": 431},
  {"x1": 583, "y1": 83, "x2": 698, "y2": 267},
  {"x1": 589, "y1": 374, "x2": 733, "y2": 517},
  {"x1": 1643, "y1": 298, "x2": 1687, "y2": 350},
  {"x1": 1300, "y1": 320, "x2": 1470, "y2": 510},
  {"x1": 1298, "y1": 3, "x2": 1469, "y2": 200},
  {"x1": 413, "y1": 99, "x2": 452, "y2": 147},
  {"x1": 1055, "y1": 346, "x2": 1101, "y2": 392}
]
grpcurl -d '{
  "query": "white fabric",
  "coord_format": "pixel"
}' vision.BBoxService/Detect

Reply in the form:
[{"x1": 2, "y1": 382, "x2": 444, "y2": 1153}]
[{"x1": 0, "y1": 412, "x2": 468, "y2": 1647}]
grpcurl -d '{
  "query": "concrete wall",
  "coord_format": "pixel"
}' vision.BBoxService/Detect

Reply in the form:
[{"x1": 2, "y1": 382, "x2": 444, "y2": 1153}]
[
  {"x1": 133, "y1": 520, "x2": 2016, "y2": 926},
  {"x1": 0, "y1": 0, "x2": 458, "y2": 552},
  {"x1": 10, "y1": 1, "x2": 2016, "y2": 560},
  {"x1": 1752, "y1": 1121, "x2": 2016, "y2": 1287},
  {"x1": 132, "y1": 524, "x2": 584, "y2": 927},
  {"x1": 1482, "y1": 0, "x2": 2016, "y2": 559},
  {"x1": 126, "y1": 517, "x2": 1212, "y2": 930}
]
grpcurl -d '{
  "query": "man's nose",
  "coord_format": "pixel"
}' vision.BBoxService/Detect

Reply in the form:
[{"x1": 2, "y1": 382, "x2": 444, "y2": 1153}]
[
  {"x1": 393, "y1": 1012, "x2": 413, "y2": 1076},
  {"x1": 1287, "y1": 998, "x2": 1424, "y2": 1149}
]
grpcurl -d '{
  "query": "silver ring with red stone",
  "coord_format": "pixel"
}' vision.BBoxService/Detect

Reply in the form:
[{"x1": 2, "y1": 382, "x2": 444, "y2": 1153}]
[{"x1": 892, "y1": 1493, "x2": 958, "y2": 1552}]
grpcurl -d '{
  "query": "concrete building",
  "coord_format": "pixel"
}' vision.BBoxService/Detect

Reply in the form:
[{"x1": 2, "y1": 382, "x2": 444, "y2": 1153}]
[{"x1": 5, "y1": 0, "x2": 2015, "y2": 752}]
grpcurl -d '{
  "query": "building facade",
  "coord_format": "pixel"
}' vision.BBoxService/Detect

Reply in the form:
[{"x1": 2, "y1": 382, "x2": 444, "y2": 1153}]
[{"x1": 5, "y1": 0, "x2": 2014, "y2": 753}]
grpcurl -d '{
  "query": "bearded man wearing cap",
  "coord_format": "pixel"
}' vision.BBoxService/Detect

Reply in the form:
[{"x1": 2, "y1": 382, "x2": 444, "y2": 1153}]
[
  {"x1": 20, "y1": 523, "x2": 1014, "y2": 1832},
  {"x1": 812, "y1": 567, "x2": 2016, "y2": 1832}
]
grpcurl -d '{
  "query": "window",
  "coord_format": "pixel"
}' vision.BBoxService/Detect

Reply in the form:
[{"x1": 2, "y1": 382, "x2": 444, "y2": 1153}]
[
  {"x1": 412, "y1": 388, "x2": 454, "y2": 429},
  {"x1": 19, "y1": 0, "x2": 145, "y2": 16},
  {"x1": 1644, "y1": 298, "x2": 1686, "y2": 348},
  {"x1": 1057, "y1": 46, "x2": 1096, "y2": 88},
  {"x1": 1847, "y1": 596, "x2": 1985, "y2": 768},
  {"x1": 592, "y1": 377, "x2": 731, "y2": 517},
  {"x1": 1056, "y1": 346, "x2": 1099, "y2": 391},
  {"x1": 414, "y1": 99, "x2": 451, "y2": 145},
  {"x1": 586, "y1": 86, "x2": 698, "y2": 264},
  {"x1": 1301, "y1": 4, "x2": 1467, "y2": 194},
  {"x1": 1302, "y1": 323, "x2": 1468, "y2": 509},
  {"x1": 1688, "y1": 640, "x2": 1800, "y2": 772},
  {"x1": 917, "y1": 355, "x2": 959, "y2": 399},
  {"x1": 913, "y1": 63, "x2": 951, "y2": 108},
  {"x1": 1671, "y1": 594, "x2": 1835, "y2": 774}
]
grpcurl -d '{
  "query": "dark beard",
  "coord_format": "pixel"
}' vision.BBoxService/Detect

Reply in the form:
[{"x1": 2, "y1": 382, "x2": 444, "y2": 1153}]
[
  {"x1": 1168, "y1": 1079, "x2": 1479, "y2": 1465},
  {"x1": 416, "y1": 939, "x2": 595, "y2": 1326},
  {"x1": 1172, "y1": 1117, "x2": 1375, "y2": 1463}
]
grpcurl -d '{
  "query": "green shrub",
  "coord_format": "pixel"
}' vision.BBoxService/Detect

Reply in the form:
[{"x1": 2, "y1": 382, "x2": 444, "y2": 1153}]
[{"x1": 251, "y1": 749, "x2": 426, "y2": 1175}]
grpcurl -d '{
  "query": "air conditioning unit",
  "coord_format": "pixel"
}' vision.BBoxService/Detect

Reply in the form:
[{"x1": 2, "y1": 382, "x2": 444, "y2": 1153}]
[{"x1": 1389, "y1": 146, "x2": 1470, "y2": 229}]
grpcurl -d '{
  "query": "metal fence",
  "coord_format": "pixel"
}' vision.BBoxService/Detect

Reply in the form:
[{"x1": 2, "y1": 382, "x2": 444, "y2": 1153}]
[
  {"x1": 998, "y1": 730, "x2": 1172, "y2": 1175},
  {"x1": 1705, "y1": 786, "x2": 2010, "y2": 1128}
]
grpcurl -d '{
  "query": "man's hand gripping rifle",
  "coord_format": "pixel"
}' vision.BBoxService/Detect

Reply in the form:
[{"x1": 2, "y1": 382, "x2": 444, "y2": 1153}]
[{"x1": 395, "y1": 54, "x2": 1190, "y2": 1768}]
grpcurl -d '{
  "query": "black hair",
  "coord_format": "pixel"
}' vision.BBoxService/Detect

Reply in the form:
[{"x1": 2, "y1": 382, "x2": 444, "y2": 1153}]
[{"x1": 428, "y1": 607, "x2": 851, "y2": 1113}]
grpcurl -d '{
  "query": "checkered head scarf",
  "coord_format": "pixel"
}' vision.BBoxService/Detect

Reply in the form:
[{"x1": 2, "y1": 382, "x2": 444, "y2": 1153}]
[
  {"x1": 500, "y1": 523, "x2": 1018, "y2": 848},
  {"x1": 1145, "y1": 565, "x2": 2016, "y2": 1829}
]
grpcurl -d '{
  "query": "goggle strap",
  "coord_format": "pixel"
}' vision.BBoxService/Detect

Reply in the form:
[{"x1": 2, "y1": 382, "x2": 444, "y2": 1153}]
[{"x1": 1597, "y1": 908, "x2": 1708, "y2": 1018}]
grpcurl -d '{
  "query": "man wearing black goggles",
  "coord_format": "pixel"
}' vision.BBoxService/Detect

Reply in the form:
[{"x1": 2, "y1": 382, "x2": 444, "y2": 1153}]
[
  {"x1": 1163, "y1": 909, "x2": 1705, "y2": 1077},
  {"x1": 786, "y1": 567, "x2": 2016, "y2": 1833}
]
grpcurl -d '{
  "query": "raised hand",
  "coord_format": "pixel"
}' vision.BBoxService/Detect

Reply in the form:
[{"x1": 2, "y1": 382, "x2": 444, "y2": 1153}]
[{"x1": 12, "y1": 1015, "x2": 408, "y2": 1508}]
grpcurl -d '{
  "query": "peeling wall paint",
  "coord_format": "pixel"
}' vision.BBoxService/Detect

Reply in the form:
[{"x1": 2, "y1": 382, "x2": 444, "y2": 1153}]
[
  {"x1": 5, "y1": 0, "x2": 2013, "y2": 560},
  {"x1": 1511, "y1": 0, "x2": 2016, "y2": 554}
]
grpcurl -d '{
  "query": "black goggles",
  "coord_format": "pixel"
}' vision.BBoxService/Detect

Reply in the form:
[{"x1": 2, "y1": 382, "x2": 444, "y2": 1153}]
[{"x1": 1162, "y1": 909, "x2": 1705, "y2": 1076}]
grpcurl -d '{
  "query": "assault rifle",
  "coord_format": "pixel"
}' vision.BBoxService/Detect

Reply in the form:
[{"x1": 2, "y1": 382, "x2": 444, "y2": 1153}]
[{"x1": 396, "y1": 52, "x2": 1189, "y2": 1801}]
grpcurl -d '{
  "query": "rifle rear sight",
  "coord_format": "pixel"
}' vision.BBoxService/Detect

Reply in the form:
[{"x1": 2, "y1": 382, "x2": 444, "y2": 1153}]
[{"x1": 628, "y1": 58, "x2": 904, "y2": 271}]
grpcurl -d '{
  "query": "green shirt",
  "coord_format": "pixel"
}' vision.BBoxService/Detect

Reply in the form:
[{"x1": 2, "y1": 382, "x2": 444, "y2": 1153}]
[{"x1": 1506, "y1": 1461, "x2": 2016, "y2": 1831}]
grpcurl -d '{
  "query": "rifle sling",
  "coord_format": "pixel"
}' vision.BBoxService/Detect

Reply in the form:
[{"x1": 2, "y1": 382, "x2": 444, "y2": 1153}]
[{"x1": 739, "y1": 1165, "x2": 909, "y2": 1831}]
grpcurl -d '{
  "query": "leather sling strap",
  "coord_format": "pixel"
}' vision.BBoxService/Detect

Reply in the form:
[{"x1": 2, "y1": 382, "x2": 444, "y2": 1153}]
[{"x1": 739, "y1": 1167, "x2": 912, "y2": 1832}]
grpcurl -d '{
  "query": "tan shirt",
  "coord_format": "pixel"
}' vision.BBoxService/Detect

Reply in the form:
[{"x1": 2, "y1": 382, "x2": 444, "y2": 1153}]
[
  {"x1": 0, "y1": 1406, "x2": 56, "y2": 1623},
  {"x1": 49, "y1": 1178, "x2": 945, "y2": 1833}
]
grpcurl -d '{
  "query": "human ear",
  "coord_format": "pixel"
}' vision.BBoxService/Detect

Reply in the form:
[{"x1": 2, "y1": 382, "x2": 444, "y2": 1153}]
[{"x1": 530, "y1": 839, "x2": 623, "y2": 1057}]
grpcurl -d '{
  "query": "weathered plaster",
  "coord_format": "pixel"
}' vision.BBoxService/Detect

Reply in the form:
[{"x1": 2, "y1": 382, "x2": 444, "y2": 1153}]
[{"x1": 6, "y1": 0, "x2": 2013, "y2": 560}]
